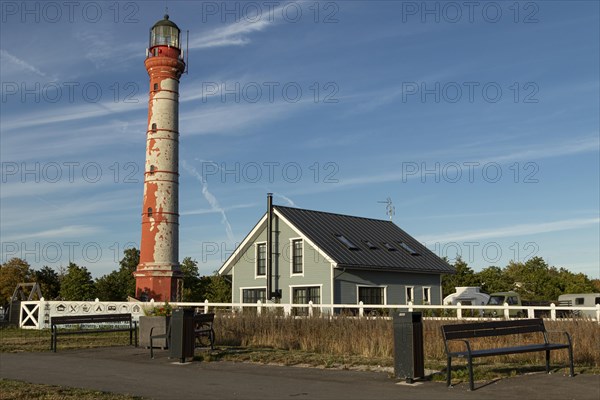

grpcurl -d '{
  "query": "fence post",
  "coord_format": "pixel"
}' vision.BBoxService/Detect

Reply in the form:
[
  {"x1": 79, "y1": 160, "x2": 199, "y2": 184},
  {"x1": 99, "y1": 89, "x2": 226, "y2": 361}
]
[
  {"x1": 503, "y1": 302, "x2": 510, "y2": 319},
  {"x1": 257, "y1": 300, "x2": 262, "y2": 316},
  {"x1": 308, "y1": 301, "x2": 313, "y2": 317},
  {"x1": 456, "y1": 302, "x2": 462, "y2": 320},
  {"x1": 527, "y1": 307, "x2": 535, "y2": 319},
  {"x1": 408, "y1": 301, "x2": 413, "y2": 312},
  {"x1": 204, "y1": 299, "x2": 209, "y2": 314},
  {"x1": 550, "y1": 303, "x2": 556, "y2": 320},
  {"x1": 359, "y1": 301, "x2": 364, "y2": 318},
  {"x1": 283, "y1": 303, "x2": 291, "y2": 317}
]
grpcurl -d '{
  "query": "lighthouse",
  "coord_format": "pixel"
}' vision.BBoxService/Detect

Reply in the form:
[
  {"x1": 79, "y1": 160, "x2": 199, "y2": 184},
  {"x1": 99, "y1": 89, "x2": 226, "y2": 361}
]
[{"x1": 134, "y1": 14, "x2": 186, "y2": 301}]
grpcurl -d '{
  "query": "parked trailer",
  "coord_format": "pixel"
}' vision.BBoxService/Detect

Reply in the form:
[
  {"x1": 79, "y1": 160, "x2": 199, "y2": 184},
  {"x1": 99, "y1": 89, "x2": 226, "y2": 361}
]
[{"x1": 558, "y1": 293, "x2": 600, "y2": 318}]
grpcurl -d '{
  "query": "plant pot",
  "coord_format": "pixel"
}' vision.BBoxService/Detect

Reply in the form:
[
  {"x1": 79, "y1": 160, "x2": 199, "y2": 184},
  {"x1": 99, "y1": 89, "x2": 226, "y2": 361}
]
[{"x1": 139, "y1": 316, "x2": 170, "y2": 349}]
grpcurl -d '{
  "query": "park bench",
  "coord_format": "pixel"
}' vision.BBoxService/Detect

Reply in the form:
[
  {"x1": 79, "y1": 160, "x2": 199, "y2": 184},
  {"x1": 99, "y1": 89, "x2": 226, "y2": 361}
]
[
  {"x1": 149, "y1": 312, "x2": 215, "y2": 358},
  {"x1": 441, "y1": 318, "x2": 574, "y2": 390},
  {"x1": 194, "y1": 312, "x2": 215, "y2": 350},
  {"x1": 50, "y1": 313, "x2": 138, "y2": 352}
]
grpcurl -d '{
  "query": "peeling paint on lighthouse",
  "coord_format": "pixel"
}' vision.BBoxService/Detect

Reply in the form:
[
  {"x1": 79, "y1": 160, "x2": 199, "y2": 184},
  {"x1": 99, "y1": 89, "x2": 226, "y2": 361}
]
[{"x1": 134, "y1": 14, "x2": 185, "y2": 302}]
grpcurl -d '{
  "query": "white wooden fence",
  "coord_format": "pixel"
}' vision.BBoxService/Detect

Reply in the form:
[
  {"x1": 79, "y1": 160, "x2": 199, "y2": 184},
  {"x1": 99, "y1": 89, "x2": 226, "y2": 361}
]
[{"x1": 18, "y1": 299, "x2": 600, "y2": 329}]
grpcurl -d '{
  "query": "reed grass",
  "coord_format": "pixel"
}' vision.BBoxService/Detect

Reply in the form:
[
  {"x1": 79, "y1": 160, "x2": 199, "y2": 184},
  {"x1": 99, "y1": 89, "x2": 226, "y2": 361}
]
[{"x1": 213, "y1": 314, "x2": 600, "y2": 368}]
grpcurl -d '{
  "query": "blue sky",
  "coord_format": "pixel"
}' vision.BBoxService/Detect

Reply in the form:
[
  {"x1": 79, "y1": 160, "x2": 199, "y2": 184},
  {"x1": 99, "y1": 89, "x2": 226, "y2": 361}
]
[{"x1": 1, "y1": 1, "x2": 599, "y2": 279}]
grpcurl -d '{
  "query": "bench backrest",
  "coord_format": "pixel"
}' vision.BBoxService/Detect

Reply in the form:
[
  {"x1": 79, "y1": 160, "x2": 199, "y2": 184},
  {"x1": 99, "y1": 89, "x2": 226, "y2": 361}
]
[
  {"x1": 194, "y1": 313, "x2": 214, "y2": 324},
  {"x1": 51, "y1": 313, "x2": 132, "y2": 326},
  {"x1": 442, "y1": 318, "x2": 546, "y2": 341}
]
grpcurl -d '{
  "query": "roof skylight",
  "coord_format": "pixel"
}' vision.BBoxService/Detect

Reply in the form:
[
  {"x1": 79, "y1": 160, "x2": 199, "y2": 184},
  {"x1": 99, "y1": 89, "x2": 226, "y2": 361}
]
[
  {"x1": 335, "y1": 235, "x2": 359, "y2": 250},
  {"x1": 397, "y1": 241, "x2": 420, "y2": 256}
]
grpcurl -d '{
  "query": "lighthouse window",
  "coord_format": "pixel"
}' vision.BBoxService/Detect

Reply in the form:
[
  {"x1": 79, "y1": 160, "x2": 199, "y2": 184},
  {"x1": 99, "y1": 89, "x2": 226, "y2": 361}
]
[
  {"x1": 151, "y1": 123, "x2": 157, "y2": 132},
  {"x1": 153, "y1": 83, "x2": 158, "y2": 91},
  {"x1": 149, "y1": 165, "x2": 155, "y2": 175},
  {"x1": 147, "y1": 208, "x2": 153, "y2": 217}
]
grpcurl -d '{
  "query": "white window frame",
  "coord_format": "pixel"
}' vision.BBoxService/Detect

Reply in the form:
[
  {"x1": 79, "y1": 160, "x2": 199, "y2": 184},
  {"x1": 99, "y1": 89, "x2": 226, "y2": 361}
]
[
  {"x1": 289, "y1": 237, "x2": 304, "y2": 277},
  {"x1": 254, "y1": 241, "x2": 267, "y2": 279},
  {"x1": 240, "y1": 286, "x2": 267, "y2": 304},
  {"x1": 356, "y1": 285, "x2": 387, "y2": 305},
  {"x1": 422, "y1": 287, "x2": 431, "y2": 305},
  {"x1": 289, "y1": 284, "x2": 323, "y2": 304},
  {"x1": 405, "y1": 286, "x2": 415, "y2": 304}
]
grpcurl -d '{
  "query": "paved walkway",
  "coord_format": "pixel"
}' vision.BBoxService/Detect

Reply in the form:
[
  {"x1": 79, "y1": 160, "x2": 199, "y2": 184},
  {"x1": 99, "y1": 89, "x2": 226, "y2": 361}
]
[{"x1": 1, "y1": 347, "x2": 599, "y2": 400}]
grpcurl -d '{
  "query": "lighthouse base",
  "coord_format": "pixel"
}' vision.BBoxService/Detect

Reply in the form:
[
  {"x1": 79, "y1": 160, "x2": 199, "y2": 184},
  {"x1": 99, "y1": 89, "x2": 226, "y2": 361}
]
[{"x1": 134, "y1": 266, "x2": 183, "y2": 302}]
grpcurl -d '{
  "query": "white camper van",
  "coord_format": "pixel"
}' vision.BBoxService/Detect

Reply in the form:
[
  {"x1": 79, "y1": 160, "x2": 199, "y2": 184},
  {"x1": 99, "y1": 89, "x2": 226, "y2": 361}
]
[
  {"x1": 557, "y1": 293, "x2": 600, "y2": 318},
  {"x1": 443, "y1": 287, "x2": 490, "y2": 306}
]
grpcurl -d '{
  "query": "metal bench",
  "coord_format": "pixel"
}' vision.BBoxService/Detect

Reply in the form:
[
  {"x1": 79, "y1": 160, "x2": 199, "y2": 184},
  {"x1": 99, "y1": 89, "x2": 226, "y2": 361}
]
[
  {"x1": 50, "y1": 313, "x2": 137, "y2": 352},
  {"x1": 441, "y1": 318, "x2": 574, "y2": 390}
]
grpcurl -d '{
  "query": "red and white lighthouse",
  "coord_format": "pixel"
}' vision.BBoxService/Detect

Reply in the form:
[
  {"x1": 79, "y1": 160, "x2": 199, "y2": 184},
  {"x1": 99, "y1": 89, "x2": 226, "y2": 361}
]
[{"x1": 134, "y1": 14, "x2": 186, "y2": 301}]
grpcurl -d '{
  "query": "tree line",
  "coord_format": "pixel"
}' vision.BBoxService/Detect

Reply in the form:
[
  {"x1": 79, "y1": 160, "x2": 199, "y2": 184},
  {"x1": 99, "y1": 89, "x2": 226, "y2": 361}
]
[
  {"x1": 0, "y1": 248, "x2": 231, "y2": 305},
  {"x1": 442, "y1": 256, "x2": 600, "y2": 301}
]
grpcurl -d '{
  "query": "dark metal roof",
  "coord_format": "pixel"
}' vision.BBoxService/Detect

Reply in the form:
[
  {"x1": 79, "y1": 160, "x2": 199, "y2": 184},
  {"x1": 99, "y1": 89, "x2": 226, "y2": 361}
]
[
  {"x1": 275, "y1": 206, "x2": 454, "y2": 274},
  {"x1": 152, "y1": 14, "x2": 180, "y2": 30}
]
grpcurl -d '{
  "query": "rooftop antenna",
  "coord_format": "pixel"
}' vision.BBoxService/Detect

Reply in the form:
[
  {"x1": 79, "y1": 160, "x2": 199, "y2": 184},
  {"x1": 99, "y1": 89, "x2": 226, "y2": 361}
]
[{"x1": 378, "y1": 197, "x2": 395, "y2": 221}]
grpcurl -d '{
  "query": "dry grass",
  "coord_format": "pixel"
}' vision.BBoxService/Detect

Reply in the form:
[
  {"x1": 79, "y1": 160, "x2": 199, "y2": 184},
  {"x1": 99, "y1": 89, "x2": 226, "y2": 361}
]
[
  {"x1": 0, "y1": 379, "x2": 142, "y2": 400},
  {"x1": 213, "y1": 314, "x2": 600, "y2": 368},
  {"x1": 0, "y1": 327, "x2": 135, "y2": 353}
]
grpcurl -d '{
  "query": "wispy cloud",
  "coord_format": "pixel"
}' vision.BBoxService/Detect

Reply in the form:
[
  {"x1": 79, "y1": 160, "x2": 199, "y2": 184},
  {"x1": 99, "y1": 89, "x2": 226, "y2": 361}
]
[
  {"x1": 182, "y1": 160, "x2": 235, "y2": 243},
  {"x1": 6, "y1": 225, "x2": 102, "y2": 241},
  {"x1": 273, "y1": 193, "x2": 296, "y2": 207},
  {"x1": 418, "y1": 217, "x2": 600, "y2": 244},
  {"x1": 181, "y1": 202, "x2": 256, "y2": 216},
  {"x1": 188, "y1": 3, "x2": 285, "y2": 49},
  {"x1": 0, "y1": 49, "x2": 48, "y2": 77}
]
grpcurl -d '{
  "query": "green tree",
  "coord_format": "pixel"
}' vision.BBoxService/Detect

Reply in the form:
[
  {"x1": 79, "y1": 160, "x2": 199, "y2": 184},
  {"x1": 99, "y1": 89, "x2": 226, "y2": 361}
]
[
  {"x1": 59, "y1": 263, "x2": 95, "y2": 301},
  {"x1": 504, "y1": 257, "x2": 562, "y2": 301},
  {"x1": 95, "y1": 248, "x2": 140, "y2": 301},
  {"x1": 442, "y1": 257, "x2": 476, "y2": 298},
  {"x1": 0, "y1": 258, "x2": 34, "y2": 304},
  {"x1": 34, "y1": 266, "x2": 61, "y2": 300},
  {"x1": 118, "y1": 248, "x2": 139, "y2": 298},
  {"x1": 476, "y1": 266, "x2": 512, "y2": 294},
  {"x1": 203, "y1": 274, "x2": 232, "y2": 303},
  {"x1": 180, "y1": 257, "x2": 201, "y2": 301},
  {"x1": 95, "y1": 270, "x2": 124, "y2": 301}
]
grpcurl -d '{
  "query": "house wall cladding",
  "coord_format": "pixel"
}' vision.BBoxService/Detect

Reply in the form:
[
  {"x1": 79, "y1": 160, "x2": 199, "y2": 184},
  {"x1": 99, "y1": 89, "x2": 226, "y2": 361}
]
[
  {"x1": 334, "y1": 269, "x2": 441, "y2": 305},
  {"x1": 231, "y1": 217, "x2": 332, "y2": 303}
]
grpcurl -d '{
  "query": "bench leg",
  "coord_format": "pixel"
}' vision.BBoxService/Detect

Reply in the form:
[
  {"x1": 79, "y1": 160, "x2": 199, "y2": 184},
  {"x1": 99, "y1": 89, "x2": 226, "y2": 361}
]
[
  {"x1": 545, "y1": 349, "x2": 551, "y2": 373},
  {"x1": 467, "y1": 357, "x2": 475, "y2": 391},
  {"x1": 567, "y1": 346, "x2": 574, "y2": 377}
]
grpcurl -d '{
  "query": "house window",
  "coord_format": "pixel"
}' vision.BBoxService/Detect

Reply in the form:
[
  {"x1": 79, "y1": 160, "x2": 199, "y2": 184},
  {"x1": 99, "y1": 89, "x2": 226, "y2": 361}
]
[
  {"x1": 358, "y1": 287, "x2": 385, "y2": 305},
  {"x1": 292, "y1": 287, "x2": 320, "y2": 304},
  {"x1": 147, "y1": 207, "x2": 153, "y2": 217},
  {"x1": 151, "y1": 123, "x2": 157, "y2": 132},
  {"x1": 242, "y1": 288, "x2": 266, "y2": 303},
  {"x1": 575, "y1": 298, "x2": 584, "y2": 305},
  {"x1": 292, "y1": 239, "x2": 303, "y2": 274},
  {"x1": 423, "y1": 287, "x2": 431, "y2": 304},
  {"x1": 256, "y1": 243, "x2": 266, "y2": 276},
  {"x1": 405, "y1": 286, "x2": 414, "y2": 304}
]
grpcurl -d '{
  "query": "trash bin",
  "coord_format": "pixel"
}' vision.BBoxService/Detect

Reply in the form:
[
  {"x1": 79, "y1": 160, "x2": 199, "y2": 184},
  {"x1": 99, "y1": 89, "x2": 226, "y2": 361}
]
[
  {"x1": 392, "y1": 311, "x2": 424, "y2": 383},
  {"x1": 170, "y1": 308, "x2": 195, "y2": 363}
]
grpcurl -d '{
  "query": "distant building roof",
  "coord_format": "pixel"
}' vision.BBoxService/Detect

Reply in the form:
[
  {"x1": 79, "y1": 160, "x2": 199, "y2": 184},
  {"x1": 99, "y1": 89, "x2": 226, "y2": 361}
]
[{"x1": 275, "y1": 206, "x2": 454, "y2": 274}]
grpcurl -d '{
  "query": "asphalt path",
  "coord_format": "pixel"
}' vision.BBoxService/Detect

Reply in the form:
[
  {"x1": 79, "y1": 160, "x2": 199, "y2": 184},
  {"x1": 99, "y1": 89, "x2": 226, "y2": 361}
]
[{"x1": 1, "y1": 348, "x2": 599, "y2": 400}]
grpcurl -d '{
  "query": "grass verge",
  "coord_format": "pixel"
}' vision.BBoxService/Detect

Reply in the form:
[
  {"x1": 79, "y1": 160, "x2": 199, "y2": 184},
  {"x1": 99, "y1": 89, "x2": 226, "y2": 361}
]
[{"x1": 0, "y1": 379, "x2": 143, "y2": 400}]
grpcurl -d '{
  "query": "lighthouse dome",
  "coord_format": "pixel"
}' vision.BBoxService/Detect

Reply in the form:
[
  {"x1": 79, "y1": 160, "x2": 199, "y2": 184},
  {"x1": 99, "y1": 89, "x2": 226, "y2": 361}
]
[{"x1": 150, "y1": 14, "x2": 180, "y2": 49}]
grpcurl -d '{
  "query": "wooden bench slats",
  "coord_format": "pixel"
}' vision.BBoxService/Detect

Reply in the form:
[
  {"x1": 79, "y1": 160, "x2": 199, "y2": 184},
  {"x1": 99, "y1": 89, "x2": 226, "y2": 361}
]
[{"x1": 441, "y1": 318, "x2": 574, "y2": 391}]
